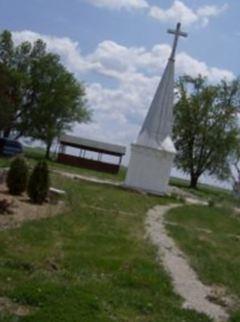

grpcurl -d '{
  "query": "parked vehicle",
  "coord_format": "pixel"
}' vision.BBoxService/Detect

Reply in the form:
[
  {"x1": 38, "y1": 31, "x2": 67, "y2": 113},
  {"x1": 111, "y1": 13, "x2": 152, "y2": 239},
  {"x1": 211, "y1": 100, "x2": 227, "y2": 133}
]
[{"x1": 0, "y1": 138, "x2": 23, "y2": 157}]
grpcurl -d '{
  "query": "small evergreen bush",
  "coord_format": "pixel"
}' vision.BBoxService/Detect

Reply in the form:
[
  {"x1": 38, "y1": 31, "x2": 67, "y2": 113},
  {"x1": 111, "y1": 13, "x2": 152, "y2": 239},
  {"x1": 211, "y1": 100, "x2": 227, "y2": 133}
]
[
  {"x1": 7, "y1": 156, "x2": 29, "y2": 195},
  {"x1": 208, "y1": 198, "x2": 215, "y2": 208},
  {"x1": 27, "y1": 160, "x2": 50, "y2": 204}
]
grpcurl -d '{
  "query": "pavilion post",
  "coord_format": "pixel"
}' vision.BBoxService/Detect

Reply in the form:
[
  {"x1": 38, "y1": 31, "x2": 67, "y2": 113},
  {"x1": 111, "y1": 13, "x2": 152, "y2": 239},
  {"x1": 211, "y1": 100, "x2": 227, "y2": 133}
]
[{"x1": 119, "y1": 155, "x2": 122, "y2": 165}]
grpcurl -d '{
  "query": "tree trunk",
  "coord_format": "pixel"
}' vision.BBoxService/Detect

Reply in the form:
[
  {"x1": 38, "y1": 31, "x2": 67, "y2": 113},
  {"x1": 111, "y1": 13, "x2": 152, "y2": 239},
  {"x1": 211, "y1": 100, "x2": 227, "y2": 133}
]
[
  {"x1": 45, "y1": 143, "x2": 51, "y2": 160},
  {"x1": 14, "y1": 131, "x2": 24, "y2": 140},
  {"x1": 190, "y1": 173, "x2": 199, "y2": 189}
]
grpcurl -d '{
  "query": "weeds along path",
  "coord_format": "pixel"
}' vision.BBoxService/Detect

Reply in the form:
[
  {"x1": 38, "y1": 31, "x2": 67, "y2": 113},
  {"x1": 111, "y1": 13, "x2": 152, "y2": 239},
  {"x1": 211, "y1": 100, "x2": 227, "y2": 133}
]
[{"x1": 145, "y1": 204, "x2": 230, "y2": 322}]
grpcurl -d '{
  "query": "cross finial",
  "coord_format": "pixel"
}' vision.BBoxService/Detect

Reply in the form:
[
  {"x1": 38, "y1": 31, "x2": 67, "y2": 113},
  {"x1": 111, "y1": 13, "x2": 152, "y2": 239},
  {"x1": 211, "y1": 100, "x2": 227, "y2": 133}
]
[{"x1": 167, "y1": 22, "x2": 188, "y2": 61}]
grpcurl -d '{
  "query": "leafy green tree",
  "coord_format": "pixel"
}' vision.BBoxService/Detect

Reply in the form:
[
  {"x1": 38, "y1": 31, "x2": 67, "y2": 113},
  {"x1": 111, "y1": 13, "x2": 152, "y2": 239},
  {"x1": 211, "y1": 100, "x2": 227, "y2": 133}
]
[
  {"x1": 0, "y1": 31, "x2": 45, "y2": 137},
  {"x1": 0, "y1": 31, "x2": 21, "y2": 136},
  {"x1": 173, "y1": 75, "x2": 240, "y2": 188},
  {"x1": 0, "y1": 30, "x2": 91, "y2": 158},
  {"x1": 0, "y1": 30, "x2": 14, "y2": 67},
  {"x1": 0, "y1": 64, "x2": 14, "y2": 132},
  {"x1": 228, "y1": 133, "x2": 240, "y2": 194},
  {"x1": 21, "y1": 53, "x2": 91, "y2": 159}
]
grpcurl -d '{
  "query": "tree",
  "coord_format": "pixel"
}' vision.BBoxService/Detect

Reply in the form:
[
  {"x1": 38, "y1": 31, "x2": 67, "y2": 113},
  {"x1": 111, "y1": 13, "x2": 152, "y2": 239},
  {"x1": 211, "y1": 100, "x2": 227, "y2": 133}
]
[
  {"x1": 0, "y1": 31, "x2": 46, "y2": 138},
  {"x1": 228, "y1": 135, "x2": 240, "y2": 195},
  {"x1": 0, "y1": 64, "x2": 14, "y2": 132},
  {"x1": 0, "y1": 30, "x2": 21, "y2": 136},
  {"x1": 173, "y1": 75, "x2": 240, "y2": 189},
  {"x1": 21, "y1": 53, "x2": 91, "y2": 159},
  {"x1": 0, "y1": 30, "x2": 91, "y2": 157}
]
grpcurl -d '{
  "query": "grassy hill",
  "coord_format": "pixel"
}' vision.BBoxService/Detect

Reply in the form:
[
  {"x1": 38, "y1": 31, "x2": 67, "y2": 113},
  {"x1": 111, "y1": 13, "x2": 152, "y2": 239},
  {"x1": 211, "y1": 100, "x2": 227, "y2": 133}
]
[
  {"x1": 167, "y1": 205, "x2": 240, "y2": 321},
  {"x1": 0, "y1": 171, "x2": 211, "y2": 322},
  {"x1": 0, "y1": 148, "x2": 239, "y2": 321}
]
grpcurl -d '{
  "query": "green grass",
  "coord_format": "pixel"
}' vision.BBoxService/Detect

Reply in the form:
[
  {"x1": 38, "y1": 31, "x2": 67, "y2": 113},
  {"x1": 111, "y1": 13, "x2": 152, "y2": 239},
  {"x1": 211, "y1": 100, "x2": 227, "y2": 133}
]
[
  {"x1": 170, "y1": 176, "x2": 238, "y2": 207},
  {"x1": 24, "y1": 147, "x2": 237, "y2": 205},
  {"x1": 0, "y1": 148, "x2": 238, "y2": 320},
  {"x1": 0, "y1": 147, "x2": 127, "y2": 182},
  {"x1": 24, "y1": 147, "x2": 127, "y2": 182},
  {"x1": 0, "y1": 146, "x2": 235, "y2": 203},
  {"x1": 166, "y1": 205, "x2": 240, "y2": 321},
  {"x1": 0, "y1": 174, "x2": 211, "y2": 322},
  {"x1": 170, "y1": 176, "x2": 231, "y2": 199}
]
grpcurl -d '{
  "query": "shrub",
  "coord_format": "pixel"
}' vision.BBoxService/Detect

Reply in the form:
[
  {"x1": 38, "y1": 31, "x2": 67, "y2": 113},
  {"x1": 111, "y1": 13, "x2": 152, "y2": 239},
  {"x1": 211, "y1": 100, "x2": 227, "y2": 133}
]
[
  {"x1": 208, "y1": 199, "x2": 215, "y2": 208},
  {"x1": 7, "y1": 156, "x2": 29, "y2": 195},
  {"x1": 0, "y1": 199, "x2": 13, "y2": 214},
  {"x1": 28, "y1": 160, "x2": 50, "y2": 204}
]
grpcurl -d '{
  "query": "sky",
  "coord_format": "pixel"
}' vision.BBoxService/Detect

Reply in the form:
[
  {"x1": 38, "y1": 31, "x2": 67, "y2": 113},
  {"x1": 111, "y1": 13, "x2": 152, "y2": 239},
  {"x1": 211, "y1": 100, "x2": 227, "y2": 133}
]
[{"x1": 0, "y1": 0, "x2": 239, "y2": 185}]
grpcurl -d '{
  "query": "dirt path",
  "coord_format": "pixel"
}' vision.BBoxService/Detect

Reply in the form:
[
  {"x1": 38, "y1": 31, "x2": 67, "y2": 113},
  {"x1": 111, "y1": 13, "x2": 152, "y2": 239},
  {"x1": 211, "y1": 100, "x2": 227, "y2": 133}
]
[
  {"x1": 52, "y1": 169, "x2": 121, "y2": 186},
  {"x1": 145, "y1": 204, "x2": 230, "y2": 322}
]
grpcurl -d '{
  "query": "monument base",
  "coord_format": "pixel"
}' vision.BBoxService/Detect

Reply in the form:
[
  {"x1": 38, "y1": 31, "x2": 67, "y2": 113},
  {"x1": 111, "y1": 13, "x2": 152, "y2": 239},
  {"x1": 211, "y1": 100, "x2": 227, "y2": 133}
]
[{"x1": 125, "y1": 144, "x2": 175, "y2": 195}]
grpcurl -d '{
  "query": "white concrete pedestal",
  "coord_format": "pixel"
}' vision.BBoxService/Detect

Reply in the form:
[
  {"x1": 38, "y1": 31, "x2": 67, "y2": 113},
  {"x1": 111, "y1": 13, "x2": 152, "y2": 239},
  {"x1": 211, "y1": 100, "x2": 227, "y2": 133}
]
[{"x1": 125, "y1": 143, "x2": 175, "y2": 195}]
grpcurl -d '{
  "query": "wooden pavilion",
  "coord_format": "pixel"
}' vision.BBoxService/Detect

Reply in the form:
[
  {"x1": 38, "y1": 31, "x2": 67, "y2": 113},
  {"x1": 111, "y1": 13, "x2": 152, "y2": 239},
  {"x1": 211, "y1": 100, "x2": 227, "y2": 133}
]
[{"x1": 58, "y1": 134, "x2": 126, "y2": 174}]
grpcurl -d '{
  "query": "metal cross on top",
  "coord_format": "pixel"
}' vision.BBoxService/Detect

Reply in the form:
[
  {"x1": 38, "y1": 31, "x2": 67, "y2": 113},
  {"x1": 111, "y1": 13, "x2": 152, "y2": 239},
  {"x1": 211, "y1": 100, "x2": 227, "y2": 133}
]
[{"x1": 168, "y1": 22, "x2": 188, "y2": 61}]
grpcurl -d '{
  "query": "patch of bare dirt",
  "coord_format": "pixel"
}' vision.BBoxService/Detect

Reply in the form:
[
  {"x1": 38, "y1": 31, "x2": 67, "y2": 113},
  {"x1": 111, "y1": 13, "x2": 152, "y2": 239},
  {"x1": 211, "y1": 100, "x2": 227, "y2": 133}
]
[
  {"x1": 0, "y1": 296, "x2": 34, "y2": 316},
  {"x1": 0, "y1": 184, "x2": 66, "y2": 231},
  {"x1": 208, "y1": 285, "x2": 239, "y2": 310}
]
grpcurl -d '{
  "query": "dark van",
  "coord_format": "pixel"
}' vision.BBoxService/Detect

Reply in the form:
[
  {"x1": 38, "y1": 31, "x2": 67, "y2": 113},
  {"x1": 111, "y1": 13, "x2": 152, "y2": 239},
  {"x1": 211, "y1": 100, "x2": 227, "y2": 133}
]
[{"x1": 0, "y1": 138, "x2": 23, "y2": 157}]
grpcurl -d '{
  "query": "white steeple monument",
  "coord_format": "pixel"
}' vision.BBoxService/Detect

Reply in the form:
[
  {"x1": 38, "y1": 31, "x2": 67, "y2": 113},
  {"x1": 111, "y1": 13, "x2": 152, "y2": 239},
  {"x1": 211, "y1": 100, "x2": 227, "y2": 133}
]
[{"x1": 125, "y1": 23, "x2": 188, "y2": 195}]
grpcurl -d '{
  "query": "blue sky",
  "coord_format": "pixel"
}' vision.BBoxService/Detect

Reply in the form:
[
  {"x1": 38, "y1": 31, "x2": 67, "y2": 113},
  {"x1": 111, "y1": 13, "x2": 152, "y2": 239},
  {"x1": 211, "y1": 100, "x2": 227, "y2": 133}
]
[
  {"x1": 0, "y1": 0, "x2": 239, "y2": 180},
  {"x1": 1, "y1": 0, "x2": 239, "y2": 69}
]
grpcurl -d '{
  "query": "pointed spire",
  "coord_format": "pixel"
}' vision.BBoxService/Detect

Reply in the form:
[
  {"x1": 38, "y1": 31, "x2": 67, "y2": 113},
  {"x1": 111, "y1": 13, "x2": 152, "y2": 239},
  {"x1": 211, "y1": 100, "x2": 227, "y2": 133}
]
[{"x1": 137, "y1": 22, "x2": 187, "y2": 150}]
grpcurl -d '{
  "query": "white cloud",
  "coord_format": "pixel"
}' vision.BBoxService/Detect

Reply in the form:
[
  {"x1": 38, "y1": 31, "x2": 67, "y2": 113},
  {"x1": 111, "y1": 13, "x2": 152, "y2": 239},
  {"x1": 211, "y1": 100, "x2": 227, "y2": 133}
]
[
  {"x1": 85, "y1": 39, "x2": 234, "y2": 82},
  {"x1": 11, "y1": 30, "x2": 235, "y2": 154},
  {"x1": 85, "y1": 0, "x2": 149, "y2": 10},
  {"x1": 197, "y1": 4, "x2": 228, "y2": 17},
  {"x1": 12, "y1": 30, "x2": 100, "y2": 74},
  {"x1": 149, "y1": 1, "x2": 228, "y2": 27},
  {"x1": 149, "y1": 1, "x2": 197, "y2": 26},
  {"x1": 84, "y1": 0, "x2": 228, "y2": 27},
  {"x1": 196, "y1": 3, "x2": 228, "y2": 27},
  {"x1": 176, "y1": 52, "x2": 234, "y2": 82}
]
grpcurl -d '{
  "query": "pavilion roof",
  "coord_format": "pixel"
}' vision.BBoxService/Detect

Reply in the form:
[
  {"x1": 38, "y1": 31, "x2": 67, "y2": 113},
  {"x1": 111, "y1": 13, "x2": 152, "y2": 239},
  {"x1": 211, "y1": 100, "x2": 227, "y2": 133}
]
[{"x1": 59, "y1": 134, "x2": 126, "y2": 156}]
